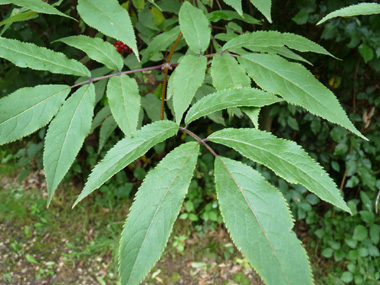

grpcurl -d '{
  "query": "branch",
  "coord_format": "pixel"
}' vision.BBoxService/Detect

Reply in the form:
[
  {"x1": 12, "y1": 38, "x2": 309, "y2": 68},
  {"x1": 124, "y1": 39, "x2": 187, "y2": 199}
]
[{"x1": 179, "y1": 127, "x2": 219, "y2": 157}]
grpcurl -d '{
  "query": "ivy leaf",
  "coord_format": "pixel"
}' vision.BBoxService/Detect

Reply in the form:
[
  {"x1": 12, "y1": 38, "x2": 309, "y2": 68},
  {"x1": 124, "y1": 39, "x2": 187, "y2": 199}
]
[
  {"x1": 209, "y1": 128, "x2": 352, "y2": 214},
  {"x1": 98, "y1": 115, "x2": 117, "y2": 153},
  {"x1": 44, "y1": 84, "x2": 95, "y2": 205},
  {"x1": 249, "y1": 0, "x2": 272, "y2": 23},
  {"x1": 215, "y1": 157, "x2": 312, "y2": 284},
  {"x1": 238, "y1": 53, "x2": 366, "y2": 140},
  {"x1": 77, "y1": 0, "x2": 139, "y2": 59},
  {"x1": 171, "y1": 55, "x2": 207, "y2": 124},
  {"x1": 57, "y1": 35, "x2": 124, "y2": 71},
  {"x1": 185, "y1": 88, "x2": 281, "y2": 124},
  {"x1": 223, "y1": 31, "x2": 335, "y2": 58},
  {"x1": 222, "y1": 0, "x2": 243, "y2": 16},
  {"x1": 210, "y1": 54, "x2": 251, "y2": 91},
  {"x1": 73, "y1": 120, "x2": 179, "y2": 207},
  {"x1": 0, "y1": 85, "x2": 70, "y2": 145},
  {"x1": 0, "y1": 0, "x2": 75, "y2": 20},
  {"x1": 107, "y1": 75, "x2": 141, "y2": 137},
  {"x1": 141, "y1": 26, "x2": 181, "y2": 64},
  {"x1": 0, "y1": 37, "x2": 90, "y2": 77},
  {"x1": 119, "y1": 142, "x2": 199, "y2": 284},
  {"x1": 318, "y1": 3, "x2": 380, "y2": 25},
  {"x1": 179, "y1": 2, "x2": 211, "y2": 54}
]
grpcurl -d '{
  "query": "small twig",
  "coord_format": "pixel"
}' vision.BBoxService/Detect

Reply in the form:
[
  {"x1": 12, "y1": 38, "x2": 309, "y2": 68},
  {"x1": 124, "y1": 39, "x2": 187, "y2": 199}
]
[
  {"x1": 160, "y1": 32, "x2": 183, "y2": 120},
  {"x1": 179, "y1": 127, "x2": 219, "y2": 157},
  {"x1": 69, "y1": 64, "x2": 167, "y2": 89},
  {"x1": 376, "y1": 189, "x2": 380, "y2": 214}
]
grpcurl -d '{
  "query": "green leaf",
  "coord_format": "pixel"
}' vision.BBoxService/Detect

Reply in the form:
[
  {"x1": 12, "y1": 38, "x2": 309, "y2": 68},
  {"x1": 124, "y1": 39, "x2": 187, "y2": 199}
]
[
  {"x1": 222, "y1": 0, "x2": 243, "y2": 16},
  {"x1": 171, "y1": 55, "x2": 207, "y2": 124},
  {"x1": 0, "y1": 0, "x2": 74, "y2": 19},
  {"x1": 77, "y1": 0, "x2": 139, "y2": 59},
  {"x1": 358, "y1": 43, "x2": 374, "y2": 63},
  {"x1": 0, "y1": 10, "x2": 38, "y2": 26},
  {"x1": 44, "y1": 84, "x2": 95, "y2": 205},
  {"x1": 98, "y1": 115, "x2": 117, "y2": 153},
  {"x1": 73, "y1": 120, "x2": 179, "y2": 207},
  {"x1": 210, "y1": 54, "x2": 251, "y2": 91},
  {"x1": 318, "y1": 3, "x2": 380, "y2": 25},
  {"x1": 215, "y1": 157, "x2": 312, "y2": 284},
  {"x1": 0, "y1": 85, "x2": 70, "y2": 145},
  {"x1": 90, "y1": 106, "x2": 111, "y2": 133},
  {"x1": 107, "y1": 75, "x2": 141, "y2": 137},
  {"x1": 241, "y1": 107, "x2": 260, "y2": 129},
  {"x1": 141, "y1": 26, "x2": 181, "y2": 63},
  {"x1": 238, "y1": 53, "x2": 365, "y2": 140},
  {"x1": 208, "y1": 10, "x2": 260, "y2": 24},
  {"x1": 370, "y1": 224, "x2": 380, "y2": 244},
  {"x1": 185, "y1": 88, "x2": 280, "y2": 124},
  {"x1": 223, "y1": 31, "x2": 335, "y2": 58},
  {"x1": 141, "y1": 93, "x2": 167, "y2": 121},
  {"x1": 0, "y1": 37, "x2": 90, "y2": 77},
  {"x1": 209, "y1": 128, "x2": 351, "y2": 213},
  {"x1": 353, "y1": 225, "x2": 368, "y2": 241},
  {"x1": 57, "y1": 35, "x2": 124, "y2": 71},
  {"x1": 249, "y1": 0, "x2": 272, "y2": 23},
  {"x1": 179, "y1": 2, "x2": 211, "y2": 54},
  {"x1": 119, "y1": 142, "x2": 199, "y2": 284}
]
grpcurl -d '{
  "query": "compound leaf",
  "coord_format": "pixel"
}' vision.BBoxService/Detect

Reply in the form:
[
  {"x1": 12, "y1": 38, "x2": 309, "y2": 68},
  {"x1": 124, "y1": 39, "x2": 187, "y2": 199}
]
[
  {"x1": 185, "y1": 88, "x2": 281, "y2": 124},
  {"x1": 119, "y1": 142, "x2": 199, "y2": 284},
  {"x1": 249, "y1": 0, "x2": 272, "y2": 23},
  {"x1": 223, "y1": 31, "x2": 334, "y2": 58},
  {"x1": 77, "y1": 0, "x2": 138, "y2": 59},
  {"x1": 57, "y1": 35, "x2": 124, "y2": 71},
  {"x1": 210, "y1": 54, "x2": 251, "y2": 91},
  {"x1": 0, "y1": 0, "x2": 74, "y2": 19},
  {"x1": 171, "y1": 55, "x2": 207, "y2": 124},
  {"x1": 0, "y1": 37, "x2": 90, "y2": 77},
  {"x1": 318, "y1": 3, "x2": 380, "y2": 25},
  {"x1": 179, "y1": 2, "x2": 211, "y2": 54},
  {"x1": 238, "y1": 53, "x2": 365, "y2": 140},
  {"x1": 73, "y1": 120, "x2": 179, "y2": 207},
  {"x1": 44, "y1": 84, "x2": 96, "y2": 205},
  {"x1": 209, "y1": 128, "x2": 351, "y2": 213},
  {"x1": 0, "y1": 85, "x2": 70, "y2": 145},
  {"x1": 107, "y1": 75, "x2": 141, "y2": 137},
  {"x1": 215, "y1": 157, "x2": 312, "y2": 284}
]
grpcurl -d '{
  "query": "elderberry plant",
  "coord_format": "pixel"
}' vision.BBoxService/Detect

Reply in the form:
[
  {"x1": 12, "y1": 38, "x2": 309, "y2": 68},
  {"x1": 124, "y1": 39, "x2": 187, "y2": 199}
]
[{"x1": 0, "y1": 0, "x2": 375, "y2": 284}]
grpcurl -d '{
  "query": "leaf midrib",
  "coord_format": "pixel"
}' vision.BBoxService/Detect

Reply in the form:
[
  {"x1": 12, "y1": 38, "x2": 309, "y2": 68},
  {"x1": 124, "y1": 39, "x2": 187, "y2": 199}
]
[{"x1": 218, "y1": 157, "x2": 290, "y2": 284}]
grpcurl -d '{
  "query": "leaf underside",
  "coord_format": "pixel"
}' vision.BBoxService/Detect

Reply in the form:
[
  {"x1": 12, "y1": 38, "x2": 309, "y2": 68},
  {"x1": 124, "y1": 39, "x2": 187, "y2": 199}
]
[
  {"x1": 0, "y1": 85, "x2": 70, "y2": 145},
  {"x1": 119, "y1": 142, "x2": 200, "y2": 284},
  {"x1": 0, "y1": 37, "x2": 90, "y2": 77},
  {"x1": 44, "y1": 84, "x2": 96, "y2": 205},
  {"x1": 171, "y1": 55, "x2": 207, "y2": 124},
  {"x1": 318, "y1": 3, "x2": 380, "y2": 25},
  {"x1": 209, "y1": 128, "x2": 351, "y2": 213},
  {"x1": 73, "y1": 120, "x2": 179, "y2": 207},
  {"x1": 179, "y1": 2, "x2": 211, "y2": 54},
  {"x1": 58, "y1": 35, "x2": 124, "y2": 71},
  {"x1": 77, "y1": 0, "x2": 139, "y2": 59},
  {"x1": 238, "y1": 53, "x2": 365, "y2": 140},
  {"x1": 215, "y1": 157, "x2": 312, "y2": 285},
  {"x1": 107, "y1": 75, "x2": 141, "y2": 137},
  {"x1": 185, "y1": 87, "x2": 281, "y2": 124}
]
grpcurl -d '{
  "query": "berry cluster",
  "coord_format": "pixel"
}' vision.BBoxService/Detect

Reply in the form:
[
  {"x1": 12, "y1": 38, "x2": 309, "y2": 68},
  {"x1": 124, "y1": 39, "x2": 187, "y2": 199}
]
[{"x1": 113, "y1": 41, "x2": 132, "y2": 55}]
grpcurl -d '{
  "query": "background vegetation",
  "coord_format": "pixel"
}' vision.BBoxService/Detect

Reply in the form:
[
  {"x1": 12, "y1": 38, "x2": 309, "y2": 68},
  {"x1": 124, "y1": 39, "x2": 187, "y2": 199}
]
[{"x1": 1, "y1": 0, "x2": 379, "y2": 284}]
